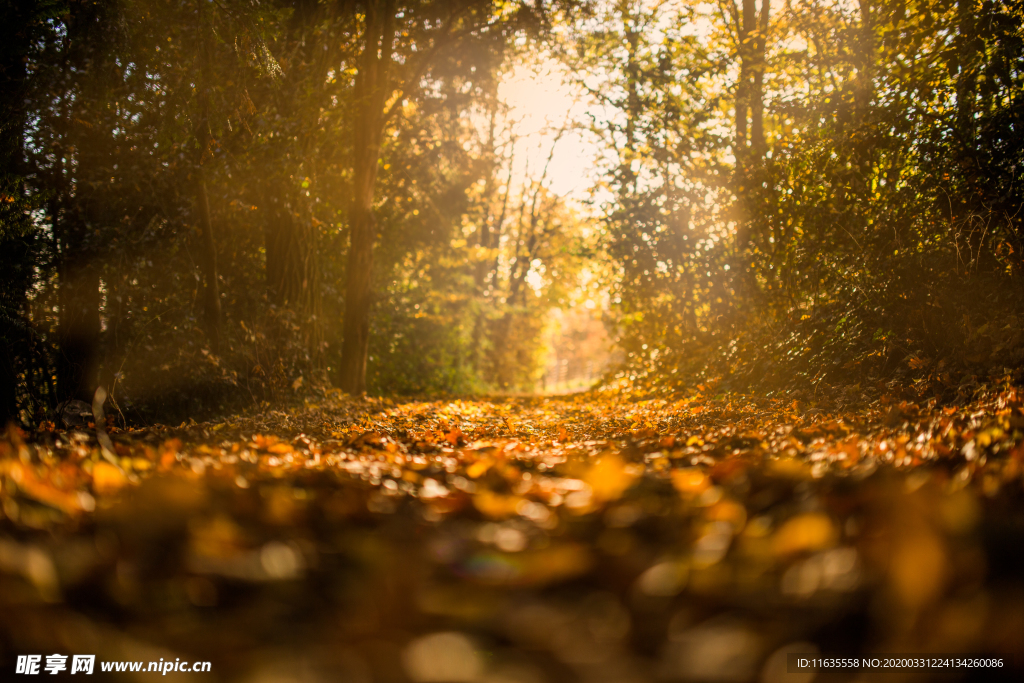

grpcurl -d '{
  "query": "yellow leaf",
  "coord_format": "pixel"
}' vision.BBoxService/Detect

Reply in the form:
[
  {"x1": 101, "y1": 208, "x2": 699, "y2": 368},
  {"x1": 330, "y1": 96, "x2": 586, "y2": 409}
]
[
  {"x1": 93, "y1": 461, "x2": 127, "y2": 494},
  {"x1": 706, "y1": 498, "x2": 747, "y2": 530},
  {"x1": 672, "y1": 468, "x2": 708, "y2": 495},
  {"x1": 772, "y1": 513, "x2": 837, "y2": 556},
  {"x1": 769, "y1": 457, "x2": 811, "y2": 479},
  {"x1": 473, "y1": 490, "x2": 523, "y2": 519},
  {"x1": 466, "y1": 457, "x2": 493, "y2": 479},
  {"x1": 584, "y1": 453, "x2": 636, "y2": 503}
]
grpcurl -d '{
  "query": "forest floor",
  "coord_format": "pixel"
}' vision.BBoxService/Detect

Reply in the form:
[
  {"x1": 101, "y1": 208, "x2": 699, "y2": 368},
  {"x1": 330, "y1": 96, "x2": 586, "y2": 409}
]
[{"x1": 2, "y1": 384, "x2": 1024, "y2": 681}]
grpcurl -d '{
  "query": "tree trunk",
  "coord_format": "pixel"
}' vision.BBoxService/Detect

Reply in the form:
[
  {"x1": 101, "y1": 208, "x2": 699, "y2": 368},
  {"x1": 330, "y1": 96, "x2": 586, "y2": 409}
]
[
  {"x1": 735, "y1": 0, "x2": 754, "y2": 156},
  {"x1": 57, "y1": 256, "x2": 101, "y2": 402},
  {"x1": 851, "y1": 0, "x2": 875, "y2": 194},
  {"x1": 474, "y1": 95, "x2": 500, "y2": 290},
  {"x1": 195, "y1": 0, "x2": 222, "y2": 351},
  {"x1": 470, "y1": 96, "x2": 502, "y2": 379},
  {"x1": 854, "y1": 0, "x2": 874, "y2": 117},
  {"x1": 0, "y1": 0, "x2": 33, "y2": 422},
  {"x1": 955, "y1": 0, "x2": 978, "y2": 168},
  {"x1": 338, "y1": 0, "x2": 395, "y2": 395},
  {"x1": 57, "y1": 0, "x2": 117, "y2": 403},
  {"x1": 196, "y1": 166, "x2": 222, "y2": 352},
  {"x1": 623, "y1": 18, "x2": 641, "y2": 193},
  {"x1": 749, "y1": 0, "x2": 770, "y2": 154},
  {"x1": 733, "y1": 0, "x2": 771, "y2": 297}
]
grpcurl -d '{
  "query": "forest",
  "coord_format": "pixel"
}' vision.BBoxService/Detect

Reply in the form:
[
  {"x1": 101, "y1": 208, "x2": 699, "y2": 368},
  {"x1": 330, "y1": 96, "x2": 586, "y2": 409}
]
[{"x1": 2, "y1": 0, "x2": 1024, "y2": 681}]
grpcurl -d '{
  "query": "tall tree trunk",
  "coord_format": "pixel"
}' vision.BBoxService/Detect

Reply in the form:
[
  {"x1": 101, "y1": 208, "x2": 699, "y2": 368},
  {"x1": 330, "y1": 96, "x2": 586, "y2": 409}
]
[
  {"x1": 338, "y1": 0, "x2": 395, "y2": 395},
  {"x1": 735, "y1": 0, "x2": 754, "y2": 156},
  {"x1": 733, "y1": 0, "x2": 770, "y2": 297},
  {"x1": 952, "y1": 0, "x2": 986, "y2": 263},
  {"x1": 623, "y1": 14, "x2": 641, "y2": 194},
  {"x1": 735, "y1": 0, "x2": 770, "y2": 163},
  {"x1": 749, "y1": 0, "x2": 770, "y2": 154},
  {"x1": 474, "y1": 95, "x2": 500, "y2": 290},
  {"x1": 0, "y1": 0, "x2": 33, "y2": 422},
  {"x1": 471, "y1": 95, "x2": 501, "y2": 380},
  {"x1": 854, "y1": 0, "x2": 874, "y2": 117},
  {"x1": 851, "y1": 0, "x2": 875, "y2": 194},
  {"x1": 955, "y1": 0, "x2": 978, "y2": 172},
  {"x1": 195, "y1": 0, "x2": 222, "y2": 351},
  {"x1": 58, "y1": 0, "x2": 117, "y2": 403}
]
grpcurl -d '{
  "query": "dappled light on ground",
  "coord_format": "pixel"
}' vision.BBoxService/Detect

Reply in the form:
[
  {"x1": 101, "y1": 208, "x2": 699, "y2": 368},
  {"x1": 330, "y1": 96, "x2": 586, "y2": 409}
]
[{"x1": 2, "y1": 387, "x2": 1023, "y2": 680}]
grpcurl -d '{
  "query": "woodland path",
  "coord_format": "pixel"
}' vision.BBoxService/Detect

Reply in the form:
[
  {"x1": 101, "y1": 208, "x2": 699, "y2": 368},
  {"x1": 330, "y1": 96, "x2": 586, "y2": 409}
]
[{"x1": 1, "y1": 389, "x2": 1023, "y2": 681}]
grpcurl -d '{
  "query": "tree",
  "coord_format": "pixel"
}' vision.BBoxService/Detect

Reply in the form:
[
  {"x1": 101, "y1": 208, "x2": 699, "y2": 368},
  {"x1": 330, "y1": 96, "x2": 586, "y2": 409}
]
[
  {"x1": 52, "y1": 0, "x2": 124, "y2": 403},
  {"x1": 251, "y1": 0, "x2": 349, "y2": 352},
  {"x1": 0, "y1": 1, "x2": 60, "y2": 422},
  {"x1": 193, "y1": 0, "x2": 224, "y2": 351},
  {"x1": 723, "y1": 0, "x2": 772, "y2": 296},
  {"x1": 337, "y1": 0, "x2": 518, "y2": 395},
  {"x1": 338, "y1": 0, "x2": 396, "y2": 395}
]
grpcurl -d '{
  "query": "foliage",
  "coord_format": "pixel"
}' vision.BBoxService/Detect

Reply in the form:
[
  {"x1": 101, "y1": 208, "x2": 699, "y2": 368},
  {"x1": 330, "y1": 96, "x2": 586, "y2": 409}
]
[
  {"x1": 0, "y1": 0, "x2": 595, "y2": 424},
  {"x1": 2, "y1": 0, "x2": 1023, "y2": 420},
  {"x1": 561, "y1": 0, "x2": 1024, "y2": 397}
]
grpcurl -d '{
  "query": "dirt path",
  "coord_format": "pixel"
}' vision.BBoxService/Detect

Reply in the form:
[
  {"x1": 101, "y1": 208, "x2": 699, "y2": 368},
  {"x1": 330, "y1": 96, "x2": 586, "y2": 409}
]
[{"x1": 2, "y1": 390, "x2": 1023, "y2": 681}]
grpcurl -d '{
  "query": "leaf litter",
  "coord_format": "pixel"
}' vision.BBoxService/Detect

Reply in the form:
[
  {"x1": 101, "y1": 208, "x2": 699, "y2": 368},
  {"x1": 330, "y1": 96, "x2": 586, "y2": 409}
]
[{"x1": 2, "y1": 386, "x2": 1024, "y2": 681}]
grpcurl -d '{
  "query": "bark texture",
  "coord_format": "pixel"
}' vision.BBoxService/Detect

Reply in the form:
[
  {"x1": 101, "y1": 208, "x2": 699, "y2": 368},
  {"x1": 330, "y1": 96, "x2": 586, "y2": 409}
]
[{"x1": 338, "y1": 0, "x2": 395, "y2": 395}]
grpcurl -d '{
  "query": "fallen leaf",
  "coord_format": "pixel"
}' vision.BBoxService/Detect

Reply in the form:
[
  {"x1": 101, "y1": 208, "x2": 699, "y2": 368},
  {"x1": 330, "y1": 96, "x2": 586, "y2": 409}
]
[{"x1": 92, "y1": 461, "x2": 128, "y2": 494}]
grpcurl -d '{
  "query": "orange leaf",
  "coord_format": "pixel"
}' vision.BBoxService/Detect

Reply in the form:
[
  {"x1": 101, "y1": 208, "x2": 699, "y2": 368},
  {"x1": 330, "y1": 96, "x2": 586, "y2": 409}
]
[
  {"x1": 672, "y1": 468, "x2": 708, "y2": 495},
  {"x1": 3, "y1": 462, "x2": 91, "y2": 514},
  {"x1": 772, "y1": 513, "x2": 837, "y2": 556},
  {"x1": 92, "y1": 461, "x2": 128, "y2": 494},
  {"x1": 584, "y1": 453, "x2": 637, "y2": 503},
  {"x1": 445, "y1": 426, "x2": 463, "y2": 446}
]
